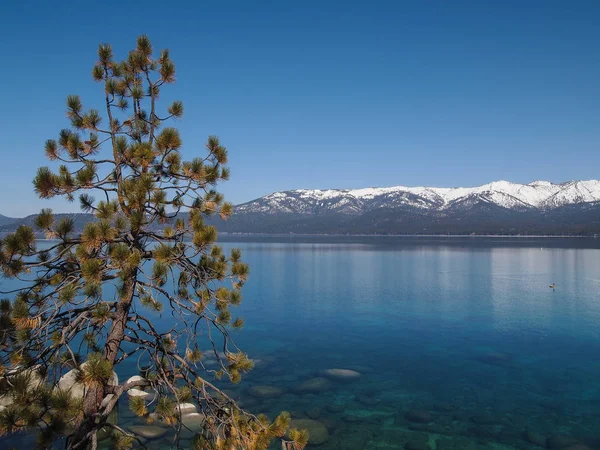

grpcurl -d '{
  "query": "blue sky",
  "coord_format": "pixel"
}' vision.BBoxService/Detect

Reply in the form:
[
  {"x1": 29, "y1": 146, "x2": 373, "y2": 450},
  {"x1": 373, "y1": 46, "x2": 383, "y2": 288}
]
[{"x1": 1, "y1": 1, "x2": 599, "y2": 216}]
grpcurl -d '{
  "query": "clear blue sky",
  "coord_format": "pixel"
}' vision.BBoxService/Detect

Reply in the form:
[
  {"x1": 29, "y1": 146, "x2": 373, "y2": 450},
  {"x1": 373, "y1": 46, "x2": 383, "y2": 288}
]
[{"x1": 1, "y1": 0, "x2": 599, "y2": 217}]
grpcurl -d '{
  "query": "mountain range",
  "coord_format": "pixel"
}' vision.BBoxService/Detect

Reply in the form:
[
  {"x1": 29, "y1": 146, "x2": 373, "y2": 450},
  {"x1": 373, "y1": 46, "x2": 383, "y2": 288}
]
[{"x1": 3, "y1": 180, "x2": 600, "y2": 235}]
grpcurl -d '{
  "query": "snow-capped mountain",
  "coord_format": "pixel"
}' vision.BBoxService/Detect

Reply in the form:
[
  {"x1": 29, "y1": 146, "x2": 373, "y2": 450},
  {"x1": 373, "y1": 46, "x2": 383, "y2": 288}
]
[
  {"x1": 236, "y1": 180, "x2": 600, "y2": 215},
  {"x1": 217, "y1": 180, "x2": 600, "y2": 235},
  {"x1": 4, "y1": 180, "x2": 600, "y2": 236}
]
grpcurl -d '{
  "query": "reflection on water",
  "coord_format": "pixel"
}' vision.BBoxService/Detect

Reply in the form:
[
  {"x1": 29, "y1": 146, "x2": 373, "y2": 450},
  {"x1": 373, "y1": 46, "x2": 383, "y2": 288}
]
[{"x1": 3, "y1": 237, "x2": 600, "y2": 449}]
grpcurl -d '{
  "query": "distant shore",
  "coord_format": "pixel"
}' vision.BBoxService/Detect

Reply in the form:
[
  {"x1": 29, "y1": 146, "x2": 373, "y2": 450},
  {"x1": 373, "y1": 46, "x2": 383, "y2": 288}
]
[
  {"x1": 218, "y1": 232, "x2": 599, "y2": 238},
  {"x1": 6, "y1": 232, "x2": 600, "y2": 240}
]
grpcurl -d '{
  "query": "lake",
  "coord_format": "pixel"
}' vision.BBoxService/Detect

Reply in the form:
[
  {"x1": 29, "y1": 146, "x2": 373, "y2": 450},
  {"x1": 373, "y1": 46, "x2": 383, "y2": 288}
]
[{"x1": 3, "y1": 236, "x2": 600, "y2": 449}]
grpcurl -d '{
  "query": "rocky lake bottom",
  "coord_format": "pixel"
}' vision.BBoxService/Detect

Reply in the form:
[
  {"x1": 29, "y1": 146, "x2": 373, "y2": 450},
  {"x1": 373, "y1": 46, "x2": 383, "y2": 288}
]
[
  {"x1": 96, "y1": 341, "x2": 600, "y2": 450},
  {"x1": 2, "y1": 238, "x2": 600, "y2": 449}
]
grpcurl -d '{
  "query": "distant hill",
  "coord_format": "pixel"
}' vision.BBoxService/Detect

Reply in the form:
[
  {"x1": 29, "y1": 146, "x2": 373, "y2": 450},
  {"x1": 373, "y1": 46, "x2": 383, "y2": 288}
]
[
  {"x1": 0, "y1": 214, "x2": 19, "y2": 227},
  {"x1": 0, "y1": 213, "x2": 95, "y2": 233},
  {"x1": 4, "y1": 180, "x2": 600, "y2": 236}
]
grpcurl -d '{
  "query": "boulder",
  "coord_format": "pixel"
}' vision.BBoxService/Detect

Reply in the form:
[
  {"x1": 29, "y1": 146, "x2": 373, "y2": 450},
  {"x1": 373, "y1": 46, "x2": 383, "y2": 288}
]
[
  {"x1": 248, "y1": 385, "x2": 283, "y2": 399},
  {"x1": 0, "y1": 366, "x2": 44, "y2": 409},
  {"x1": 342, "y1": 414, "x2": 362, "y2": 423},
  {"x1": 58, "y1": 364, "x2": 118, "y2": 399},
  {"x1": 306, "y1": 407, "x2": 322, "y2": 419},
  {"x1": 522, "y1": 430, "x2": 546, "y2": 447},
  {"x1": 126, "y1": 375, "x2": 147, "y2": 385},
  {"x1": 181, "y1": 412, "x2": 205, "y2": 432},
  {"x1": 470, "y1": 413, "x2": 495, "y2": 425},
  {"x1": 295, "y1": 377, "x2": 332, "y2": 394},
  {"x1": 129, "y1": 425, "x2": 168, "y2": 439},
  {"x1": 405, "y1": 409, "x2": 432, "y2": 423},
  {"x1": 405, "y1": 440, "x2": 431, "y2": 450},
  {"x1": 546, "y1": 436, "x2": 580, "y2": 449},
  {"x1": 100, "y1": 393, "x2": 115, "y2": 409},
  {"x1": 473, "y1": 351, "x2": 512, "y2": 366},
  {"x1": 127, "y1": 388, "x2": 152, "y2": 400},
  {"x1": 176, "y1": 403, "x2": 197, "y2": 415},
  {"x1": 434, "y1": 402, "x2": 456, "y2": 412},
  {"x1": 58, "y1": 368, "x2": 85, "y2": 398},
  {"x1": 288, "y1": 419, "x2": 329, "y2": 445},
  {"x1": 326, "y1": 403, "x2": 345, "y2": 413},
  {"x1": 356, "y1": 394, "x2": 379, "y2": 406},
  {"x1": 179, "y1": 412, "x2": 207, "y2": 439},
  {"x1": 323, "y1": 368, "x2": 361, "y2": 381},
  {"x1": 404, "y1": 433, "x2": 430, "y2": 450}
]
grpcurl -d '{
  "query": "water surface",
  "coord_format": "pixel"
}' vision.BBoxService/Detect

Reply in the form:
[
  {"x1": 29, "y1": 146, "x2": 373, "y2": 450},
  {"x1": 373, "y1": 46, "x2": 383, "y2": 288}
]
[{"x1": 4, "y1": 237, "x2": 600, "y2": 449}]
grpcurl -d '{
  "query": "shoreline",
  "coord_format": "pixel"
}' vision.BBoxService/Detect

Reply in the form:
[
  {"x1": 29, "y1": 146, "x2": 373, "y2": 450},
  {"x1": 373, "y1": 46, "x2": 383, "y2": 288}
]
[
  {"x1": 11, "y1": 233, "x2": 600, "y2": 241},
  {"x1": 217, "y1": 233, "x2": 599, "y2": 238}
]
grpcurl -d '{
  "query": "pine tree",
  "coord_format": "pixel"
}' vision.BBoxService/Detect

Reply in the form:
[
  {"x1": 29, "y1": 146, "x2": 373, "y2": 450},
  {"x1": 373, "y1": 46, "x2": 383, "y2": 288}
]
[{"x1": 0, "y1": 36, "x2": 307, "y2": 450}]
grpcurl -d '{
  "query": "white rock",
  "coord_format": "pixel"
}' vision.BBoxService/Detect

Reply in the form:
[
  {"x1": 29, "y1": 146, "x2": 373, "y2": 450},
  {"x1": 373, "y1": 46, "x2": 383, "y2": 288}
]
[
  {"x1": 148, "y1": 412, "x2": 161, "y2": 422},
  {"x1": 100, "y1": 393, "x2": 114, "y2": 409},
  {"x1": 57, "y1": 364, "x2": 118, "y2": 399},
  {"x1": 109, "y1": 371, "x2": 118, "y2": 386},
  {"x1": 323, "y1": 368, "x2": 361, "y2": 380},
  {"x1": 176, "y1": 402, "x2": 197, "y2": 415},
  {"x1": 203, "y1": 350, "x2": 226, "y2": 360},
  {"x1": 126, "y1": 375, "x2": 146, "y2": 385},
  {"x1": 127, "y1": 388, "x2": 152, "y2": 400},
  {"x1": 181, "y1": 412, "x2": 205, "y2": 431},
  {"x1": 58, "y1": 368, "x2": 86, "y2": 398},
  {"x1": 0, "y1": 367, "x2": 44, "y2": 408},
  {"x1": 129, "y1": 425, "x2": 168, "y2": 439}
]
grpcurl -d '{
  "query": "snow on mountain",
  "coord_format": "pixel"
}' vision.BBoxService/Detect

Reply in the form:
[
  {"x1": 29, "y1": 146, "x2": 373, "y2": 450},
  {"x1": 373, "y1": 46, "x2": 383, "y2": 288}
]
[{"x1": 236, "y1": 180, "x2": 600, "y2": 215}]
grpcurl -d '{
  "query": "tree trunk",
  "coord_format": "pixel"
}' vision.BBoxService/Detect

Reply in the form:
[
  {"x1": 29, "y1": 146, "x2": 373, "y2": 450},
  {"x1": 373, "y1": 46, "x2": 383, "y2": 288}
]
[{"x1": 66, "y1": 277, "x2": 137, "y2": 449}]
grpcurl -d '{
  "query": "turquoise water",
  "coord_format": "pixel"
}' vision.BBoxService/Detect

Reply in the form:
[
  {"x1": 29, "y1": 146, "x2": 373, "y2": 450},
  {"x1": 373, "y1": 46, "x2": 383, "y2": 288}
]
[{"x1": 3, "y1": 237, "x2": 600, "y2": 449}]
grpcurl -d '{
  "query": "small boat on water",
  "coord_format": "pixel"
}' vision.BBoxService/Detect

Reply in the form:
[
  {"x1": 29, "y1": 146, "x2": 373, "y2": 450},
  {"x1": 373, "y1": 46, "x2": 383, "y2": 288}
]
[{"x1": 549, "y1": 283, "x2": 556, "y2": 290}]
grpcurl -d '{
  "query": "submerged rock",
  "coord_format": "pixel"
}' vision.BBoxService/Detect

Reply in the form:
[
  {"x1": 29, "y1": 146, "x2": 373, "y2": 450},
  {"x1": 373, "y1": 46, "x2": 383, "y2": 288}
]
[
  {"x1": 320, "y1": 417, "x2": 337, "y2": 431},
  {"x1": 435, "y1": 437, "x2": 477, "y2": 450},
  {"x1": 323, "y1": 368, "x2": 361, "y2": 381},
  {"x1": 405, "y1": 440, "x2": 431, "y2": 450},
  {"x1": 405, "y1": 409, "x2": 432, "y2": 423},
  {"x1": 306, "y1": 407, "x2": 322, "y2": 419},
  {"x1": 470, "y1": 413, "x2": 495, "y2": 425},
  {"x1": 129, "y1": 425, "x2": 168, "y2": 439},
  {"x1": 342, "y1": 414, "x2": 363, "y2": 423},
  {"x1": 434, "y1": 402, "x2": 456, "y2": 412},
  {"x1": 546, "y1": 436, "x2": 580, "y2": 449},
  {"x1": 404, "y1": 433, "x2": 430, "y2": 450},
  {"x1": 326, "y1": 403, "x2": 345, "y2": 413},
  {"x1": 408, "y1": 422, "x2": 449, "y2": 434},
  {"x1": 251, "y1": 358, "x2": 264, "y2": 368},
  {"x1": 522, "y1": 430, "x2": 546, "y2": 446},
  {"x1": 295, "y1": 377, "x2": 332, "y2": 394},
  {"x1": 473, "y1": 351, "x2": 513, "y2": 366},
  {"x1": 248, "y1": 385, "x2": 283, "y2": 398},
  {"x1": 288, "y1": 419, "x2": 329, "y2": 445},
  {"x1": 181, "y1": 412, "x2": 205, "y2": 430},
  {"x1": 176, "y1": 402, "x2": 197, "y2": 415},
  {"x1": 356, "y1": 394, "x2": 380, "y2": 406}
]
